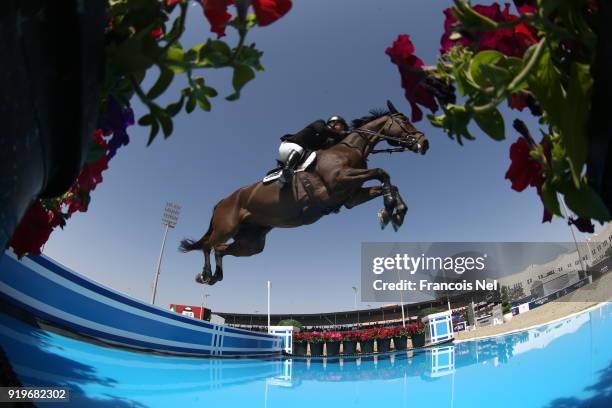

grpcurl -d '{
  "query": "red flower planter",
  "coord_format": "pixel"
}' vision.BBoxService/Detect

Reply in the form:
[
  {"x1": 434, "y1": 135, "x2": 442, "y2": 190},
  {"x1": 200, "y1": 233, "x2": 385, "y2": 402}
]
[
  {"x1": 293, "y1": 342, "x2": 307, "y2": 356},
  {"x1": 360, "y1": 339, "x2": 374, "y2": 354},
  {"x1": 309, "y1": 342, "x2": 323, "y2": 356},
  {"x1": 412, "y1": 332, "x2": 426, "y2": 348},
  {"x1": 393, "y1": 337, "x2": 408, "y2": 350},
  {"x1": 342, "y1": 340, "x2": 357, "y2": 355},
  {"x1": 325, "y1": 341, "x2": 340, "y2": 356},
  {"x1": 377, "y1": 338, "x2": 391, "y2": 353}
]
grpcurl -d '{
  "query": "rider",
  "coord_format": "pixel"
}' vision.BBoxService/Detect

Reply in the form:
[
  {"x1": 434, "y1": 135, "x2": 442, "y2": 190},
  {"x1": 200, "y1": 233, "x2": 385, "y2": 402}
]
[{"x1": 277, "y1": 115, "x2": 349, "y2": 188}]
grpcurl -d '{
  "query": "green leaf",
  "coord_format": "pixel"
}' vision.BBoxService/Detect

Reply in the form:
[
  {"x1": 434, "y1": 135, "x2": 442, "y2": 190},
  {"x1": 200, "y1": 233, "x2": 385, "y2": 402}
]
[
  {"x1": 110, "y1": 30, "x2": 157, "y2": 73},
  {"x1": 563, "y1": 184, "x2": 610, "y2": 222},
  {"x1": 138, "y1": 114, "x2": 154, "y2": 126},
  {"x1": 541, "y1": 181, "x2": 561, "y2": 217},
  {"x1": 226, "y1": 65, "x2": 254, "y2": 101},
  {"x1": 158, "y1": 111, "x2": 173, "y2": 138},
  {"x1": 474, "y1": 108, "x2": 505, "y2": 140},
  {"x1": 147, "y1": 68, "x2": 174, "y2": 100},
  {"x1": 199, "y1": 40, "x2": 232, "y2": 67},
  {"x1": 429, "y1": 104, "x2": 474, "y2": 145},
  {"x1": 146, "y1": 121, "x2": 160, "y2": 146},
  {"x1": 470, "y1": 50, "x2": 504, "y2": 87},
  {"x1": 204, "y1": 86, "x2": 218, "y2": 98},
  {"x1": 196, "y1": 97, "x2": 211, "y2": 111},
  {"x1": 236, "y1": 45, "x2": 264, "y2": 70},
  {"x1": 164, "y1": 43, "x2": 186, "y2": 73},
  {"x1": 559, "y1": 63, "x2": 592, "y2": 186},
  {"x1": 527, "y1": 46, "x2": 564, "y2": 127},
  {"x1": 185, "y1": 94, "x2": 196, "y2": 113},
  {"x1": 165, "y1": 95, "x2": 184, "y2": 116}
]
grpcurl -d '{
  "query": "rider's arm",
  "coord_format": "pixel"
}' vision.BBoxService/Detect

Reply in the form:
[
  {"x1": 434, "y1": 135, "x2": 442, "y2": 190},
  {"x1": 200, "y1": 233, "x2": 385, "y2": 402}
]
[{"x1": 285, "y1": 120, "x2": 328, "y2": 147}]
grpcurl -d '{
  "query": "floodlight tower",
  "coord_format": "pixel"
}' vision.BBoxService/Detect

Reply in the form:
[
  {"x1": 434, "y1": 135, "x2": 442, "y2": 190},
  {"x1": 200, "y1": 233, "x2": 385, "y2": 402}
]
[{"x1": 150, "y1": 202, "x2": 181, "y2": 305}]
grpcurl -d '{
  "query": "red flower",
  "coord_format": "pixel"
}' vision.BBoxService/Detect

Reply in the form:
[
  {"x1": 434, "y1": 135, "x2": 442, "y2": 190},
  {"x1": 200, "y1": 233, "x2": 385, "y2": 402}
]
[
  {"x1": 512, "y1": 0, "x2": 537, "y2": 15},
  {"x1": 505, "y1": 136, "x2": 553, "y2": 223},
  {"x1": 77, "y1": 155, "x2": 110, "y2": 192},
  {"x1": 386, "y1": 35, "x2": 438, "y2": 122},
  {"x1": 199, "y1": 0, "x2": 291, "y2": 38},
  {"x1": 322, "y1": 331, "x2": 342, "y2": 342},
  {"x1": 93, "y1": 129, "x2": 108, "y2": 148},
  {"x1": 66, "y1": 187, "x2": 91, "y2": 214},
  {"x1": 252, "y1": 0, "x2": 292, "y2": 26},
  {"x1": 440, "y1": 8, "x2": 471, "y2": 54},
  {"x1": 150, "y1": 27, "x2": 164, "y2": 40},
  {"x1": 441, "y1": 3, "x2": 538, "y2": 57},
  {"x1": 7, "y1": 201, "x2": 54, "y2": 258},
  {"x1": 505, "y1": 137, "x2": 542, "y2": 192},
  {"x1": 408, "y1": 321, "x2": 426, "y2": 335},
  {"x1": 200, "y1": 0, "x2": 234, "y2": 38},
  {"x1": 509, "y1": 92, "x2": 529, "y2": 111}
]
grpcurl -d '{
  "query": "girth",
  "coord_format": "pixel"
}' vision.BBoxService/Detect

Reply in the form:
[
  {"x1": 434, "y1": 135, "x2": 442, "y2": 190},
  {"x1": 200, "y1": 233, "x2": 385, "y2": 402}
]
[{"x1": 295, "y1": 172, "x2": 340, "y2": 217}]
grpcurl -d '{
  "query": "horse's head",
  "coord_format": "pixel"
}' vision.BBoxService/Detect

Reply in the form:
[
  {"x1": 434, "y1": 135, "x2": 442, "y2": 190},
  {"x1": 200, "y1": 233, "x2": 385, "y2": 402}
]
[{"x1": 383, "y1": 100, "x2": 429, "y2": 155}]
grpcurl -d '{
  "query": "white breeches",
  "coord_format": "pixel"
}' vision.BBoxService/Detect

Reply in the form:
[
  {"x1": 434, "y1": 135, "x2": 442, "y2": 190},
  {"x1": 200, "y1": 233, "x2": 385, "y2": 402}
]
[{"x1": 278, "y1": 142, "x2": 304, "y2": 163}]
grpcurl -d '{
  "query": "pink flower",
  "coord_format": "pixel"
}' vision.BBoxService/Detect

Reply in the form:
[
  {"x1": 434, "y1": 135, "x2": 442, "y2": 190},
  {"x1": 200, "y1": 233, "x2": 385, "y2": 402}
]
[{"x1": 386, "y1": 35, "x2": 438, "y2": 122}]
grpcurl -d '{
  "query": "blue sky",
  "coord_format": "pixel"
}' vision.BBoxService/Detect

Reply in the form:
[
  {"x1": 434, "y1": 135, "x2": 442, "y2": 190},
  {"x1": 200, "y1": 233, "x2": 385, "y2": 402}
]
[{"x1": 44, "y1": 0, "x2": 602, "y2": 314}]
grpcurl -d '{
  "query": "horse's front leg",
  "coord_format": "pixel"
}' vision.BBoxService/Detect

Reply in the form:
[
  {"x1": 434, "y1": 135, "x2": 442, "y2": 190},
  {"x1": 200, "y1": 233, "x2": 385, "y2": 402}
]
[
  {"x1": 335, "y1": 168, "x2": 398, "y2": 228},
  {"x1": 390, "y1": 186, "x2": 408, "y2": 231},
  {"x1": 344, "y1": 186, "x2": 384, "y2": 209}
]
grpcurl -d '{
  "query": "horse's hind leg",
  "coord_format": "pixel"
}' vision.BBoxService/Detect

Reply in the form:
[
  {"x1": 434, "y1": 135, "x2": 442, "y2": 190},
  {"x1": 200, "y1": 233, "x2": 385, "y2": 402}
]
[
  {"x1": 208, "y1": 224, "x2": 271, "y2": 285},
  {"x1": 195, "y1": 247, "x2": 213, "y2": 284},
  {"x1": 195, "y1": 196, "x2": 243, "y2": 285}
]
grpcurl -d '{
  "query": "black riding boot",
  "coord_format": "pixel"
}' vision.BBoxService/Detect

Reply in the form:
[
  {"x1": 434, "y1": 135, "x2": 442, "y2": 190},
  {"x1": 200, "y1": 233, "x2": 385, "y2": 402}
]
[{"x1": 278, "y1": 150, "x2": 301, "y2": 189}]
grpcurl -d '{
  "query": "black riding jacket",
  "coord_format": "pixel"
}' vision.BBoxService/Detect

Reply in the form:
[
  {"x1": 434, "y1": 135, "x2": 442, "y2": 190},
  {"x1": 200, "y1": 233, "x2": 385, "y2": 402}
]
[{"x1": 280, "y1": 120, "x2": 345, "y2": 150}]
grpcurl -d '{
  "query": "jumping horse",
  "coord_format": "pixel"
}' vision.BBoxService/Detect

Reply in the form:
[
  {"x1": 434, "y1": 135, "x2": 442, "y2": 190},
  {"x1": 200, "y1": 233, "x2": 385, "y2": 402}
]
[{"x1": 180, "y1": 101, "x2": 428, "y2": 285}]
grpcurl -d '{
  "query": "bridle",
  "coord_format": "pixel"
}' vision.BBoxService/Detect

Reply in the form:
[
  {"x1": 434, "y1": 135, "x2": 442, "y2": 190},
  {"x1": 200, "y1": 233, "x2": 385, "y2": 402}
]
[{"x1": 353, "y1": 114, "x2": 424, "y2": 154}]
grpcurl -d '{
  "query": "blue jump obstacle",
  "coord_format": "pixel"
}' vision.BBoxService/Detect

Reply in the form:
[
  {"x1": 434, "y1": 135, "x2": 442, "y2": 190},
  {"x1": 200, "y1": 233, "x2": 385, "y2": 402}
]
[{"x1": 0, "y1": 252, "x2": 282, "y2": 357}]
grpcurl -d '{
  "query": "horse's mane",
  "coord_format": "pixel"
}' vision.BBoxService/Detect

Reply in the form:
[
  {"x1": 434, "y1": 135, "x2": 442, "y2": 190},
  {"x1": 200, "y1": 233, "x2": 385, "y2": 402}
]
[{"x1": 351, "y1": 109, "x2": 390, "y2": 129}]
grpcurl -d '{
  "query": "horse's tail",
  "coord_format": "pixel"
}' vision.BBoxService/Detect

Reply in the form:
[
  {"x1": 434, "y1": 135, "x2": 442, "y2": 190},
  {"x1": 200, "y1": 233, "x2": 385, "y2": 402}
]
[
  {"x1": 179, "y1": 238, "x2": 202, "y2": 253},
  {"x1": 179, "y1": 200, "x2": 222, "y2": 253}
]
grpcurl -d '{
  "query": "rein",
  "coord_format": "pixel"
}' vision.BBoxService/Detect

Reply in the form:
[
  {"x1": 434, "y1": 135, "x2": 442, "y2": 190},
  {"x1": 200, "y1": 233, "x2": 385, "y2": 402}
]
[
  {"x1": 371, "y1": 147, "x2": 407, "y2": 154},
  {"x1": 353, "y1": 114, "x2": 422, "y2": 154}
]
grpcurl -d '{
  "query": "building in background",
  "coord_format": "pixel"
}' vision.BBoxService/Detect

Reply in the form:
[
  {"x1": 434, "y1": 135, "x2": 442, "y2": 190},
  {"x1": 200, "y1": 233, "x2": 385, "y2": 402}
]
[{"x1": 500, "y1": 223, "x2": 612, "y2": 299}]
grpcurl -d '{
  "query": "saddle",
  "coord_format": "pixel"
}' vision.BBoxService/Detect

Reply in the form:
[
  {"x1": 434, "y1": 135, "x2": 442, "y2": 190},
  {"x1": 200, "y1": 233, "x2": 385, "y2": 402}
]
[{"x1": 262, "y1": 150, "x2": 317, "y2": 184}]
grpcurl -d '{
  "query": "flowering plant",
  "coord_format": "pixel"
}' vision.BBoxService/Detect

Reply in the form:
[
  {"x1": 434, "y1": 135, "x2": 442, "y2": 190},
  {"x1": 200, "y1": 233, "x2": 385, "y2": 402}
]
[
  {"x1": 292, "y1": 332, "x2": 307, "y2": 344},
  {"x1": 373, "y1": 328, "x2": 394, "y2": 339},
  {"x1": 387, "y1": 0, "x2": 610, "y2": 230},
  {"x1": 389, "y1": 326, "x2": 410, "y2": 338},
  {"x1": 322, "y1": 332, "x2": 342, "y2": 342},
  {"x1": 341, "y1": 331, "x2": 360, "y2": 341},
  {"x1": 8, "y1": 0, "x2": 292, "y2": 257},
  {"x1": 358, "y1": 329, "x2": 377, "y2": 342},
  {"x1": 408, "y1": 322, "x2": 427, "y2": 336},
  {"x1": 306, "y1": 332, "x2": 324, "y2": 344}
]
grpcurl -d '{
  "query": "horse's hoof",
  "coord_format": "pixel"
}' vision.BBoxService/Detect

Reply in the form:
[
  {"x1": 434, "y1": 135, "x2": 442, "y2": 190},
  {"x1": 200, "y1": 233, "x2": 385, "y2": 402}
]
[
  {"x1": 391, "y1": 219, "x2": 401, "y2": 232},
  {"x1": 383, "y1": 194, "x2": 396, "y2": 211},
  {"x1": 378, "y1": 209, "x2": 390, "y2": 230},
  {"x1": 195, "y1": 273, "x2": 212, "y2": 285}
]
